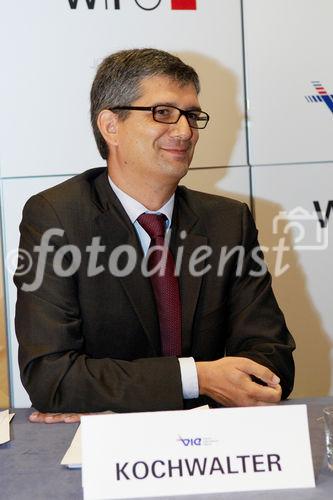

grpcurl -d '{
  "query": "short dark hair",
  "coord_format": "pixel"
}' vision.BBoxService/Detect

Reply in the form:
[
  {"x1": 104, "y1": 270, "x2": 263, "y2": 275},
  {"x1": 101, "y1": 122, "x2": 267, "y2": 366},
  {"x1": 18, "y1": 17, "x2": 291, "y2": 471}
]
[{"x1": 90, "y1": 48, "x2": 200, "y2": 160}]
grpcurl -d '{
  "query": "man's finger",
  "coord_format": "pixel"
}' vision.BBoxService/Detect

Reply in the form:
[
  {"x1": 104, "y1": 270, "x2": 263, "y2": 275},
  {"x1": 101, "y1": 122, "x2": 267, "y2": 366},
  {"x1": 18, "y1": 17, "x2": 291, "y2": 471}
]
[
  {"x1": 44, "y1": 413, "x2": 69, "y2": 423},
  {"x1": 241, "y1": 358, "x2": 280, "y2": 387},
  {"x1": 248, "y1": 382, "x2": 282, "y2": 403},
  {"x1": 63, "y1": 414, "x2": 82, "y2": 423},
  {"x1": 29, "y1": 411, "x2": 41, "y2": 422},
  {"x1": 29, "y1": 412, "x2": 82, "y2": 423},
  {"x1": 29, "y1": 412, "x2": 60, "y2": 423}
]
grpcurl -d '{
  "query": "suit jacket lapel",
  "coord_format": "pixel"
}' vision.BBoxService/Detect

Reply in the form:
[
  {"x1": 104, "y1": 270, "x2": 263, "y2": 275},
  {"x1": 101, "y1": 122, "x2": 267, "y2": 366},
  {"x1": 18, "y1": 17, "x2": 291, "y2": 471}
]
[
  {"x1": 92, "y1": 171, "x2": 160, "y2": 354},
  {"x1": 171, "y1": 188, "x2": 208, "y2": 355}
]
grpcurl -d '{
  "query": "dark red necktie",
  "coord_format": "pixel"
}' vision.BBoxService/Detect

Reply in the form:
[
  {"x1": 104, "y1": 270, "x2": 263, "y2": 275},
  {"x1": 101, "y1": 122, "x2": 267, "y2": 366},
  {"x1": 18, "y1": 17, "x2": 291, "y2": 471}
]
[{"x1": 137, "y1": 213, "x2": 182, "y2": 357}]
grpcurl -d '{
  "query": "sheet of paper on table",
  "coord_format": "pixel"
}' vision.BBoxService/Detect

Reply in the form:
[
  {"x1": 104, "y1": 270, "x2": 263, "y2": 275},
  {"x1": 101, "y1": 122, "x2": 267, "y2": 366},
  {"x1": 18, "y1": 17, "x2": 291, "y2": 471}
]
[
  {"x1": 0, "y1": 410, "x2": 15, "y2": 445},
  {"x1": 61, "y1": 405, "x2": 210, "y2": 468},
  {"x1": 61, "y1": 426, "x2": 82, "y2": 469}
]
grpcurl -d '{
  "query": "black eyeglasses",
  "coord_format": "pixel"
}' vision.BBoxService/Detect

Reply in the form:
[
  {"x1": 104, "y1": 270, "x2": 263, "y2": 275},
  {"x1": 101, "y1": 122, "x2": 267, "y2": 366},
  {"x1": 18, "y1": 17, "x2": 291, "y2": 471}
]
[{"x1": 110, "y1": 105, "x2": 210, "y2": 129}]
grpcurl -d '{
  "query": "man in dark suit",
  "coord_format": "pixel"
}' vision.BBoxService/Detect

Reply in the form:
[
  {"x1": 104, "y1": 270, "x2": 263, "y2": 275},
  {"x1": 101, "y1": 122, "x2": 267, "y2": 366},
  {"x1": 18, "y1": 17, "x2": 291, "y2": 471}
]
[{"x1": 15, "y1": 49, "x2": 295, "y2": 423}]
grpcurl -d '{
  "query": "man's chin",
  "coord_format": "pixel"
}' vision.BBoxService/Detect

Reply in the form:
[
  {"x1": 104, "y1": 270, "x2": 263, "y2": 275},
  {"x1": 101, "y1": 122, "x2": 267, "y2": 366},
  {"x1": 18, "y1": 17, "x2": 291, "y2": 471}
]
[{"x1": 162, "y1": 160, "x2": 191, "y2": 180}]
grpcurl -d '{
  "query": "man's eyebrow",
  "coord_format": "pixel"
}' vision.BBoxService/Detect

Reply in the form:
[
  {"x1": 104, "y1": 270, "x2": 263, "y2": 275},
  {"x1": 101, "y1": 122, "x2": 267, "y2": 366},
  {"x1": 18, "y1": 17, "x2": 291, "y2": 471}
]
[{"x1": 153, "y1": 102, "x2": 202, "y2": 111}]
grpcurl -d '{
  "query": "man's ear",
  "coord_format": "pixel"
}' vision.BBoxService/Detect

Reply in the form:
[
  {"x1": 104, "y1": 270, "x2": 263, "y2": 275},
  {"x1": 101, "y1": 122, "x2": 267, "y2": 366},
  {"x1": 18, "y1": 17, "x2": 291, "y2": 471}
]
[{"x1": 97, "y1": 110, "x2": 119, "y2": 147}]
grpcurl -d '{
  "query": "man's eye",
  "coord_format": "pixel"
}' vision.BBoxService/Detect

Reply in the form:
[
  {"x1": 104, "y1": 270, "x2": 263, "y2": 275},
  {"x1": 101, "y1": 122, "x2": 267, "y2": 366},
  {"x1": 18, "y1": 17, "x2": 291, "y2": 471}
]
[
  {"x1": 155, "y1": 107, "x2": 171, "y2": 116},
  {"x1": 187, "y1": 112, "x2": 200, "y2": 121}
]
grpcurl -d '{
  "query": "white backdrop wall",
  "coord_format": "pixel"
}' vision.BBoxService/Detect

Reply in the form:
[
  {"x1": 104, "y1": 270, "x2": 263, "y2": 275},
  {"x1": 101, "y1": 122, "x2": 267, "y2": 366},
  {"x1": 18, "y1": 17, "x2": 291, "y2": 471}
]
[{"x1": 0, "y1": 0, "x2": 332, "y2": 407}]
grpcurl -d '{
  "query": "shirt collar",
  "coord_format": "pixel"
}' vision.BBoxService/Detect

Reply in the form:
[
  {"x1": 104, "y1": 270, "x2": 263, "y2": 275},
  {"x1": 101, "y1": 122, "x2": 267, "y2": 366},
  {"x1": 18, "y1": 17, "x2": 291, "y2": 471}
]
[{"x1": 108, "y1": 176, "x2": 175, "y2": 227}]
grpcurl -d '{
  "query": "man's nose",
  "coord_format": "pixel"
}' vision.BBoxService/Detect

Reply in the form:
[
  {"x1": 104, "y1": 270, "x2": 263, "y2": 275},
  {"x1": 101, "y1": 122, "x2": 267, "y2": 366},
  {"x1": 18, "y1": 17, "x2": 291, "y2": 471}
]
[{"x1": 169, "y1": 114, "x2": 193, "y2": 140}]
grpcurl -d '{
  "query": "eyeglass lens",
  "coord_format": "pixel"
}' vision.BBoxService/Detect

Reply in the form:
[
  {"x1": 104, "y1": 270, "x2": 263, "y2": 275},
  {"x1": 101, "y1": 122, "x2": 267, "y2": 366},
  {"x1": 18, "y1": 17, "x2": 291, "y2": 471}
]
[{"x1": 153, "y1": 106, "x2": 208, "y2": 129}]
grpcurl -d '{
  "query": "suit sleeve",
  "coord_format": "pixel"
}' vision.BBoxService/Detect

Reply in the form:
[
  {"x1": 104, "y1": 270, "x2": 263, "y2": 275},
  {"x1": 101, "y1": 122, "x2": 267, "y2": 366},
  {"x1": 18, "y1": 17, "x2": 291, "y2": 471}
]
[
  {"x1": 14, "y1": 194, "x2": 183, "y2": 413},
  {"x1": 225, "y1": 204, "x2": 295, "y2": 399}
]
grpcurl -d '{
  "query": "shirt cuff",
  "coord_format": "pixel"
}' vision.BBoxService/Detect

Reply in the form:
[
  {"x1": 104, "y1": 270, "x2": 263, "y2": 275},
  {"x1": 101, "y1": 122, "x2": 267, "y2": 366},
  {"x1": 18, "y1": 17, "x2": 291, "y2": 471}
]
[{"x1": 178, "y1": 357, "x2": 199, "y2": 399}]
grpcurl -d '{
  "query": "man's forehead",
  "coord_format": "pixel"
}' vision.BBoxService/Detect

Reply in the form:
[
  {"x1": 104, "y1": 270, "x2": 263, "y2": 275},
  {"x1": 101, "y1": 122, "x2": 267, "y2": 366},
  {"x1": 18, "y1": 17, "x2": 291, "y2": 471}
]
[{"x1": 136, "y1": 74, "x2": 199, "y2": 102}]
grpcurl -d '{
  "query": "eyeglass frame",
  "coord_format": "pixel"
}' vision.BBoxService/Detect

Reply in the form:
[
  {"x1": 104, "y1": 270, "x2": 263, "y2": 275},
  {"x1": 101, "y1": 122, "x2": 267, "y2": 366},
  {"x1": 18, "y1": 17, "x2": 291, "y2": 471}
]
[{"x1": 109, "y1": 104, "x2": 210, "y2": 129}]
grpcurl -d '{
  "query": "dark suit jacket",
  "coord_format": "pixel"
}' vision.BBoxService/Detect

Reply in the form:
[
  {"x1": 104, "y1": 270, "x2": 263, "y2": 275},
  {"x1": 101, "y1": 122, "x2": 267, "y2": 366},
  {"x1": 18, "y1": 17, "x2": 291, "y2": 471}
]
[{"x1": 14, "y1": 168, "x2": 295, "y2": 412}]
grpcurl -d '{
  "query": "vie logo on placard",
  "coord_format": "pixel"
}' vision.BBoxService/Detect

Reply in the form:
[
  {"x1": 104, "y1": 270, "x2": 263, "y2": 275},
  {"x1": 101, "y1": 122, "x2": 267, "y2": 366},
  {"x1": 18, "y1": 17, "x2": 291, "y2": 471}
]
[
  {"x1": 177, "y1": 435, "x2": 218, "y2": 446},
  {"x1": 305, "y1": 81, "x2": 333, "y2": 115},
  {"x1": 178, "y1": 436, "x2": 202, "y2": 446},
  {"x1": 67, "y1": 0, "x2": 197, "y2": 11}
]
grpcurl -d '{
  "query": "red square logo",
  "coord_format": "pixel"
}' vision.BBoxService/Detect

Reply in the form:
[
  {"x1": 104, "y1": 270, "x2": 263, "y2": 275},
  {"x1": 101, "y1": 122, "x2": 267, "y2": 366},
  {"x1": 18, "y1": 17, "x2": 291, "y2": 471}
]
[{"x1": 171, "y1": 0, "x2": 196, "y2": 10}]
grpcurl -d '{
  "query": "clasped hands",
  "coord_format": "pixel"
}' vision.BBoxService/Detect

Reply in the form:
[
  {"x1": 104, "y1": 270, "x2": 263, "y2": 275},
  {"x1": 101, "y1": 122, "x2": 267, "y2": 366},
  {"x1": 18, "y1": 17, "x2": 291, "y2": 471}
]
[
  {"x1": 29, "y1": 356, "x2": 281, "y2": 424},
  {"x1": 196, "y1": 356, "x2": 282, "y2": 407}
]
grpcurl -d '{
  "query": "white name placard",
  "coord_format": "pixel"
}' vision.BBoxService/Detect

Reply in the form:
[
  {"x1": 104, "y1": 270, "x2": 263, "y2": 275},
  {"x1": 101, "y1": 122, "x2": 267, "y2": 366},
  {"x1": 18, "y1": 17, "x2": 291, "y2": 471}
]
[{"x1": 81, "y1": 405, "x2": 315, "y2": 499}]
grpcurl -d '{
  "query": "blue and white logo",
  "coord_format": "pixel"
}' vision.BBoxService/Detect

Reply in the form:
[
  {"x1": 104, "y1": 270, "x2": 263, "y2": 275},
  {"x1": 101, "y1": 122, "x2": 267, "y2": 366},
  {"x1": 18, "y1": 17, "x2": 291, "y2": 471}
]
[{"x1": 305, "y1": 81, "x2": 333, "y2": 115}]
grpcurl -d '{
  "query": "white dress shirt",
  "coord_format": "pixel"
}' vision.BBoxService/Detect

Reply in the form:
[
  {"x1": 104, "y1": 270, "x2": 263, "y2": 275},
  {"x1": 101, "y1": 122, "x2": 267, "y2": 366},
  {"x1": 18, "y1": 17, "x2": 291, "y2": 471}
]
[{"x1": 109, "y1": 176, "x2": 199, "y2": 399}]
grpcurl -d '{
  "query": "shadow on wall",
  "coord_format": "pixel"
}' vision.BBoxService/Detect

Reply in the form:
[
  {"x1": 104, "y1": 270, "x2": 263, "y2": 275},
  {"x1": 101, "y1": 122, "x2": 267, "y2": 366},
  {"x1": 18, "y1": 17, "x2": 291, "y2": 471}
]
[
  {"x1": 253, "y1": 197, "x2": 332, "y2": 398},
  {"x1": 183, "y1": 167, "x2": 250, "y2": 205},
  {"x1": 176, "y1": 51, "x2": 243, "y2": 168}
]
